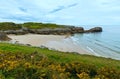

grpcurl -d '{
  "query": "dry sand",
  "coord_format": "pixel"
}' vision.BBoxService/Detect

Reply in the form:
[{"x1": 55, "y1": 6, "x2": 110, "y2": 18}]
[
  {"x1": 8, "y1": 34, "x2": 93, "y2": 55},
  {"x1": 8, "y1": 34, "x2": 65, "y2": 46}
]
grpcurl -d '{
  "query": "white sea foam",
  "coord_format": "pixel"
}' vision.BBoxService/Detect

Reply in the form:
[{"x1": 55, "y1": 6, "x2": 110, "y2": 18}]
[{"x1": 86, "y1": 46, "x2": 100, "y2": 56}]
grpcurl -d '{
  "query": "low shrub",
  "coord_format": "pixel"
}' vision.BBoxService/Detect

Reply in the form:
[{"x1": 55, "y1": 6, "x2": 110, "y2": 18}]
[
  {"x1": 0, "y1": 51, "x2": 120, "y2": 79},
  {"x1": 0, "y1": 22, "x2": 21, "y2": 30}
]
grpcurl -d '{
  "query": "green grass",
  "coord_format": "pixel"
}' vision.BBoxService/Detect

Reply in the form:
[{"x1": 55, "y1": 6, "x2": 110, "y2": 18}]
[
  {"x1": 22, "y1": 22, "x2": 66, "y2": 29},
  {"x1": 0, "y1": 43, "x2": 120, "y2": 79},
  {"x1": 0, "y1": 22, "x2": 67, "y2": 30},
  {"x1": 0, "y1": 43, "x2": 120, "y2": 69},
  {"x1": 0, "y1": 22, "x2": 21, "y2": 30}
]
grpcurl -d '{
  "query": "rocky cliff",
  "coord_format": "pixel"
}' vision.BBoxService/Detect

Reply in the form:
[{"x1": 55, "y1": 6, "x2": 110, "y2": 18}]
[{"x1": 2, "y1": 26, "x2": 102, "y2": 35}]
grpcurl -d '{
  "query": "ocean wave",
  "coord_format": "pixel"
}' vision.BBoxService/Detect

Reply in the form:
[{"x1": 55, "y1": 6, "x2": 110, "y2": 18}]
[
  {"x1": 86, "y1": 46, "x2": 100, "y2": 56},
  {"x1": 70, "y1": 37, "x2": 79, "y2": 42},
  {"x1": 94, "y1": 42, "x2": 120, "y2": 53}
]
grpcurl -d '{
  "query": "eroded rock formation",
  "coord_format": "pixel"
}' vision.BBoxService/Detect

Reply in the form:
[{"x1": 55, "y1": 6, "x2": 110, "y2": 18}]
[
  {"x1": 2, "y1": 26, "x2": 102, "y2": 35},
  {"x1": 0, "y1": 32, "x2": 11, "y2": 41}
]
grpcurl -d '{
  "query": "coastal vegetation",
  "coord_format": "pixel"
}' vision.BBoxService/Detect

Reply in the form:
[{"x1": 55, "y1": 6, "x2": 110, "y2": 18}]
[
  {"x1": 0, "y1": 22, "x2": 21, "y2": 30},
  {"x1": 0, "y1": 43, "x2": 120, "y2": 79},
  {"x1": 0, "y1": 22, "x2": 66, "y2": 30},
  {"x1": 22, "y1": 22, "x2": 66, "y2": 29}
]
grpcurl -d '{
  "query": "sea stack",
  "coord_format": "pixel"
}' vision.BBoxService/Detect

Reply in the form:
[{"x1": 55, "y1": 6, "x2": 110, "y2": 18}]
[{"x1": 85, "y1": 27, "x2": 102, "y2": 32}]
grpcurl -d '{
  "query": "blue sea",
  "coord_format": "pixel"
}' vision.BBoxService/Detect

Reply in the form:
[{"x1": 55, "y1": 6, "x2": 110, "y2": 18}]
[{"x1": 71, "y1": 25, "x2": 120, "y2": 60}]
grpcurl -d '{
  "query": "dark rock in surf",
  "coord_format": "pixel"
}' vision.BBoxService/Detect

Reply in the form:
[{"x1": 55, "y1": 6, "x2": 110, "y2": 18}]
[{"x1": 85, "y1": 27, "x2": 102, "y2": 33}]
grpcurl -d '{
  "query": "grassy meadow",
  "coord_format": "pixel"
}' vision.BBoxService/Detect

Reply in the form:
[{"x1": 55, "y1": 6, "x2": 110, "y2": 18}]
[
  {"x1": 0, "y1": 43, "x2": 120, "y2": 79},
  {"x1": 0, "y1": 22, "x2": 66, "y2": 30}
]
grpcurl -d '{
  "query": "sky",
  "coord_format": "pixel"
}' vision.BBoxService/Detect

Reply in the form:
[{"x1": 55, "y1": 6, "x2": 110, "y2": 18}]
[{"x1": 0, "y1": 0, "x2": 120, "y2": 25}]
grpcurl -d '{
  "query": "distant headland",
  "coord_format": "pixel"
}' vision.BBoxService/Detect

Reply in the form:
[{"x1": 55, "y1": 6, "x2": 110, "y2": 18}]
[{"x1": 0, "y1": 22, "x2": 102, "y2": 35}]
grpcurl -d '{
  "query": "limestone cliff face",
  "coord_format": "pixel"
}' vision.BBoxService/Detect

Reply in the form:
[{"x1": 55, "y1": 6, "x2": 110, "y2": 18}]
[
  {"x1": 28, "y1": 27, "x2": 84, "y2": 35},
  {"x1": 1, "y1": 26, "x2": 102, "y2": 35}
]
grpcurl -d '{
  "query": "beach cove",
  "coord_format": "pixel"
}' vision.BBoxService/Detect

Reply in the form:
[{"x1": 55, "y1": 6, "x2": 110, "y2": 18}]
[
  {"x1": 8, "y1": 34, "x2": 93, "y2": 55},
  {"x1": 7, "y1": 25, "x2": 120, "y2": 60}
]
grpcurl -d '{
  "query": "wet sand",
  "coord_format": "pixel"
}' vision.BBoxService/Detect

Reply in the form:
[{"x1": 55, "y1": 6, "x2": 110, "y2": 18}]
[{"x1": 8, "y1": 34, "x2": 93, "y2": 55}]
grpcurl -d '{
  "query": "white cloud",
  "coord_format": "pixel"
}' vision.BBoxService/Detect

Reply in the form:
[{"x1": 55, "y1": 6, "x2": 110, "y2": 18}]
[{"x1": 0, "y1": 0, "x2": 120, "y2": 25}]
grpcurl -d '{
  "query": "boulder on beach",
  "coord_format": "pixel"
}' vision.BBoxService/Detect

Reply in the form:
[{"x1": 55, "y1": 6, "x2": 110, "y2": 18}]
[
  {"x1": 85, "y1": 27, "x2": 102, "y2": 32},
  {"x1": 0, "y1": 32, "x2": 11, "y2": 41},
  {"x1": 4, "y1": 30, "x2": 27, "y2": 35}
]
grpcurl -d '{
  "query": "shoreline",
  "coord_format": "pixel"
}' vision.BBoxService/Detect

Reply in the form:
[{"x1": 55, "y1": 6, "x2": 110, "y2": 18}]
[{"x1": 8, "y1": 34, "x2": 93, "y2": 55}]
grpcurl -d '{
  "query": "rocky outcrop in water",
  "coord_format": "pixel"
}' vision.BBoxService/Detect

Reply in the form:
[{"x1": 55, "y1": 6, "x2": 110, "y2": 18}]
[{"x1": 85, "y1": 27, "x2": 102, "y2": 33}]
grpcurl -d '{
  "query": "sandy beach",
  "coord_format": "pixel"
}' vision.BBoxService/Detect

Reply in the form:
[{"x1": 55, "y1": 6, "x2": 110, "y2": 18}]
[{"x1": 8, "y1": 34, "x2": 92, "y2": 55}]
